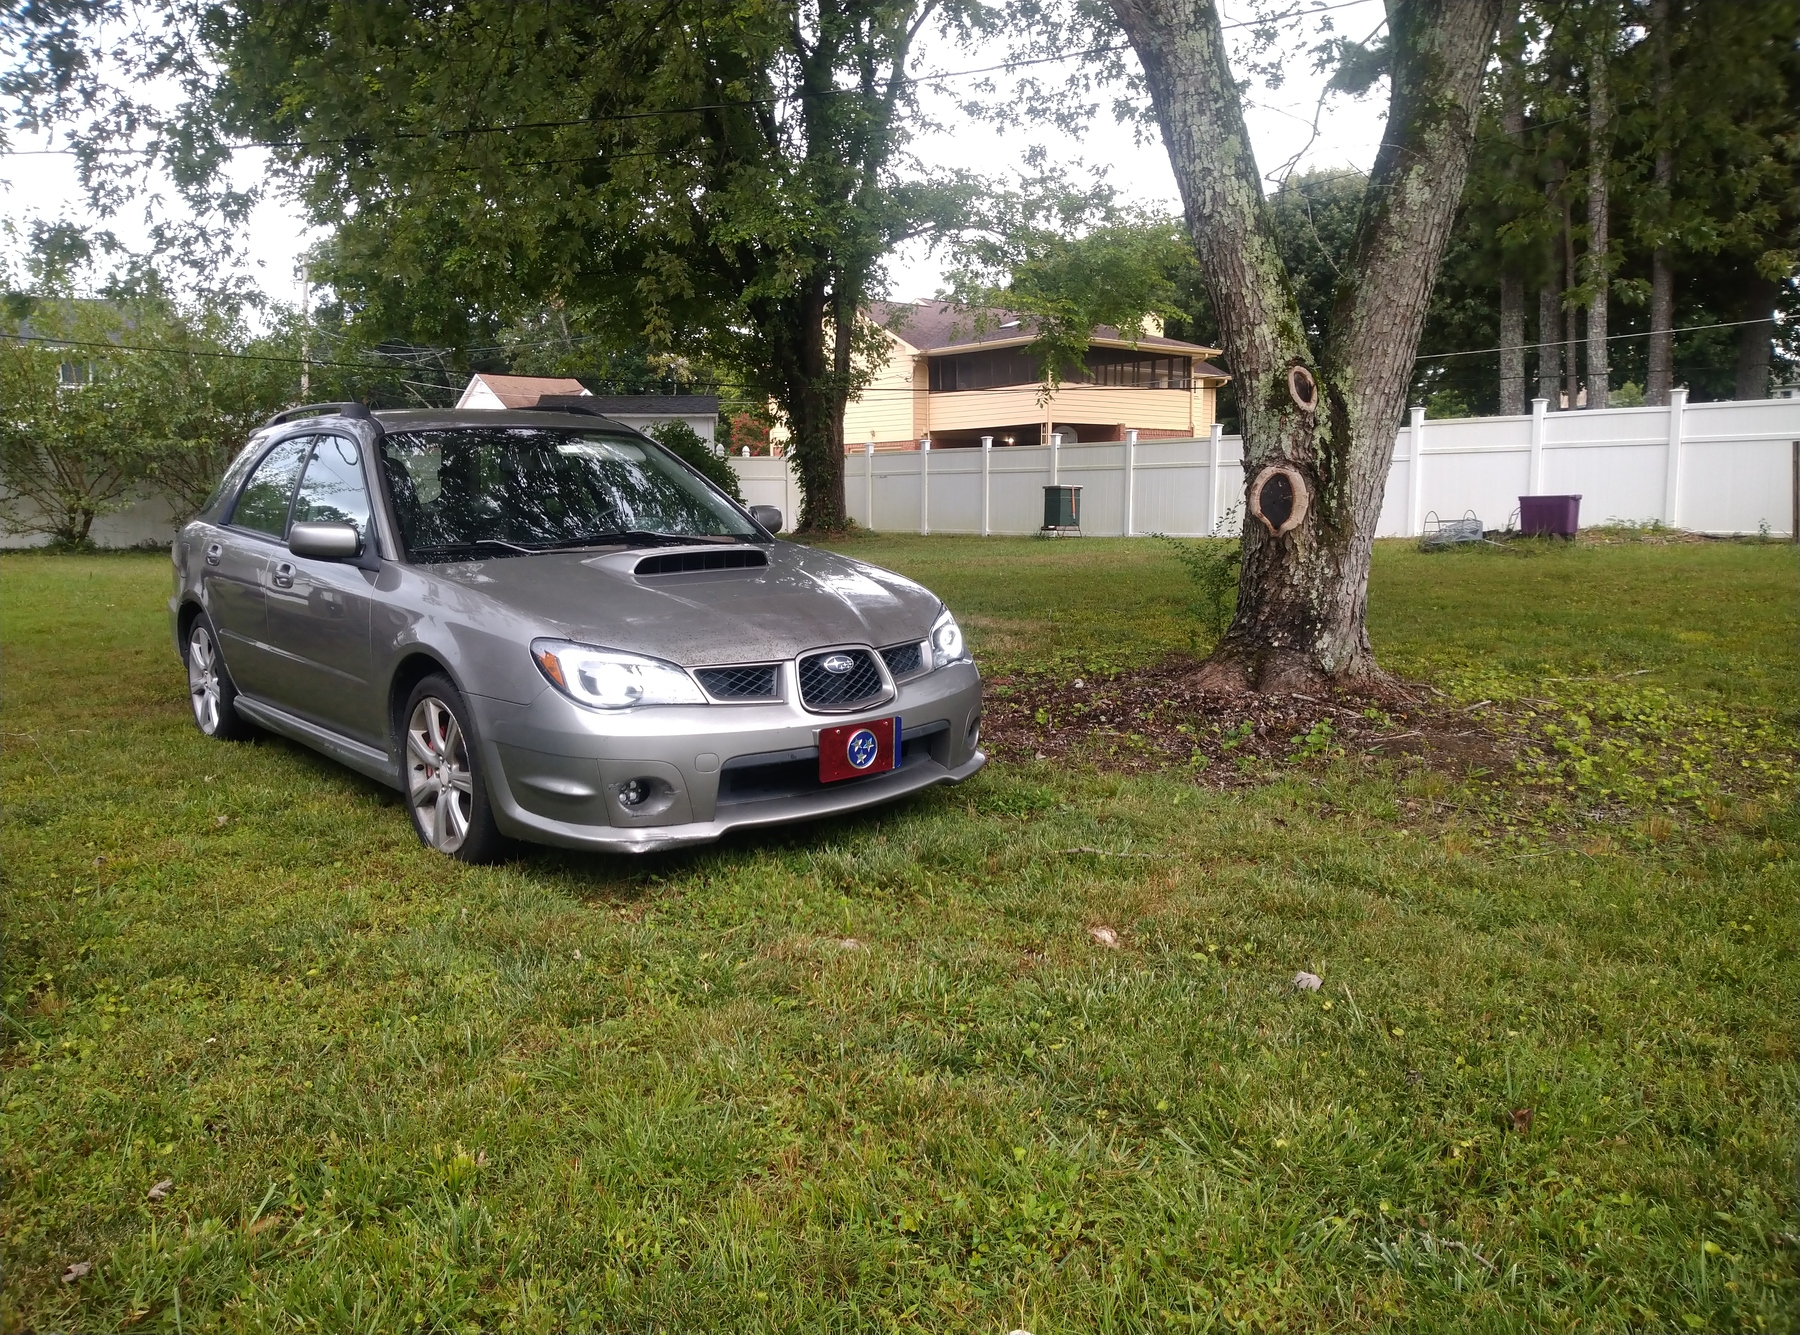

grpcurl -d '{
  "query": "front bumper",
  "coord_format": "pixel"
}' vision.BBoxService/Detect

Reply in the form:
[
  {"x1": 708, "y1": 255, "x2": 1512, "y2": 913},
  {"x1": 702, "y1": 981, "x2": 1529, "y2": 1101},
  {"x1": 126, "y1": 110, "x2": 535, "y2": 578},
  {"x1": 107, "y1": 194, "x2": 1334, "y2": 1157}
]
[{"x1": 467, "y1": 660, "x2": 985, "y2": 853}]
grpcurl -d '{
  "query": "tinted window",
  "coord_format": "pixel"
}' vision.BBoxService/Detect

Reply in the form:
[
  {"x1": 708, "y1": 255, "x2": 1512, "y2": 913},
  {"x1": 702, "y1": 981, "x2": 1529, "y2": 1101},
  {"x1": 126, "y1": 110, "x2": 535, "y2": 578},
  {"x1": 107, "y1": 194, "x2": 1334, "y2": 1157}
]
[
  {"x1": 231, "y1": 436, "x2": 311, "y2": 536},
  {"x1": 202, "y1": 434, "x2": 271, "y2": 519},
  {"x1": 381, "y1": 427, "x2": 755, "y2": 560},
  {"x1": 292, "y1": 435, "x2": 372, "y2": 533}
]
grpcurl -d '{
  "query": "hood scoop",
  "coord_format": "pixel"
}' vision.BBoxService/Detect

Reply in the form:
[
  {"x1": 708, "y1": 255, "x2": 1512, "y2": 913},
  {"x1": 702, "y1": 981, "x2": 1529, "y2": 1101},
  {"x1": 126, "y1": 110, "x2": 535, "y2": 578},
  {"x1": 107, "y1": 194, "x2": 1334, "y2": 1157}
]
[{"x1": 634, "y1": 547, "x2": 769, "y2": 576}]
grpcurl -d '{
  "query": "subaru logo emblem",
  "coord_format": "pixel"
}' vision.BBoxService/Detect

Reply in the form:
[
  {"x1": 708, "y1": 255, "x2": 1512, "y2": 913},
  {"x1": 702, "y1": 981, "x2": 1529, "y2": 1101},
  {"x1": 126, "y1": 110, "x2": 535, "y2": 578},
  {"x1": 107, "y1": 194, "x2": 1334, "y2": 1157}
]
[
  {"x1": 846, "y1": 728, "x2": 879, "y2": 769},
  {"x1": 822, "y1": 653, "x2": 855, "y2": 674}
]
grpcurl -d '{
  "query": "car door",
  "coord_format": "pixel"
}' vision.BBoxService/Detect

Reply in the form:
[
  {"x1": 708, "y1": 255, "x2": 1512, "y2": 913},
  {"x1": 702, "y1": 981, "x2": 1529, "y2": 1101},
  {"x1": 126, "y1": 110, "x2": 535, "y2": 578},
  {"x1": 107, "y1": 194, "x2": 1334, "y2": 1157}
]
[
  {"x1": 207, "y1": 434, "x2": 311, "y2": 701},
  {"x1": 262, "y1": 433, "x2": 380, "y2": 742}
]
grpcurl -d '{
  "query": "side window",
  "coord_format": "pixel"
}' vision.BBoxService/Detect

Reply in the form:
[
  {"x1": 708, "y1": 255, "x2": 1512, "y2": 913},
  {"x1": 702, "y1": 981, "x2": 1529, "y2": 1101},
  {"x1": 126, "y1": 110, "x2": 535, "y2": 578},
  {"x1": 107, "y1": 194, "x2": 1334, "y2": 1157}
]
[
  {"x1": 201, "y1": 434, "x2": 271, "y2": 519},
  {"x1": 292, "y1": 435, "x2": 373, "y2": 535},
  {"x1": 230, "y1": 436, "x2": 311, "y2": 536}
]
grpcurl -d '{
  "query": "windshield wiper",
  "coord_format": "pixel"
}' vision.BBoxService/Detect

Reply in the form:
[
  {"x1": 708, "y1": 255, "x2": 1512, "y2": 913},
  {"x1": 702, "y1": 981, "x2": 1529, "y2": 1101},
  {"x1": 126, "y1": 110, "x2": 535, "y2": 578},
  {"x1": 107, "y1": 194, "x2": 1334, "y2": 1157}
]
[{"x1": 406, "y1": 538, "x2": 535, "y2": 561}]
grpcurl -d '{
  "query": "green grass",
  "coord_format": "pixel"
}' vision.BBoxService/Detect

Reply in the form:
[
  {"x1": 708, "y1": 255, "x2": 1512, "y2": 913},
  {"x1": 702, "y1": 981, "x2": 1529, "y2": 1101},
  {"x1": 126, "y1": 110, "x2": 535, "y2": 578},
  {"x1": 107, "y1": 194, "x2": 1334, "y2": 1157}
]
[{"x1": 3, "y1": 538, "x2": 1795, "y2": 1333}]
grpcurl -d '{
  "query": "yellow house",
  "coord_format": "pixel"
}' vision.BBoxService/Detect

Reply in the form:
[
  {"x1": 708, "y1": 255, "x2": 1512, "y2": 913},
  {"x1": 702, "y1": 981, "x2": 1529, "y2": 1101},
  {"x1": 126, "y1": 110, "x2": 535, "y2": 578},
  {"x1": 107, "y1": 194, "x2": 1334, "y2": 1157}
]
[{"x1": 843, "y1": 301, "x2": 1229, "y2": 451}]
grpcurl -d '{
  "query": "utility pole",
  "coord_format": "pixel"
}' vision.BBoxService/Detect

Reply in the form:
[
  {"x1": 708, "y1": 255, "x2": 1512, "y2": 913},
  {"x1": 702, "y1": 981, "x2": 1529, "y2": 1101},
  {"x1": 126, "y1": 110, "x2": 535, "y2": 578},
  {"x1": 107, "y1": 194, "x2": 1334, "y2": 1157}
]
[{"x1": 299, "y1": 274, "x2": 311, "y2": 399}]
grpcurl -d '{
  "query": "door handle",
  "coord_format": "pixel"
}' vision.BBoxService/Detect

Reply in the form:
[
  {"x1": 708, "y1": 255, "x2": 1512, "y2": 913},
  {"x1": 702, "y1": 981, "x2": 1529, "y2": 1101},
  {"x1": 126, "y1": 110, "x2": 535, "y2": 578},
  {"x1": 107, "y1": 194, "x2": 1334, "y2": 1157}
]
[
  {"x1": 272, "y1": 562, "x2": 296, "y2": 589},
  {"x1": 204, "y1": 542, "x2": 222, "y2": 566}
]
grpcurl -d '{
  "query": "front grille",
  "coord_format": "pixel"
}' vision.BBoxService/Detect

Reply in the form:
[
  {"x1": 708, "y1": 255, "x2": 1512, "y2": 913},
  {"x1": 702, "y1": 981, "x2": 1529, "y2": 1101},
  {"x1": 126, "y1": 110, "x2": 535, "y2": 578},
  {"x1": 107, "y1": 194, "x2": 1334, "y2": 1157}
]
[
  {"x1": 879, "y1": 641, "x2": 925, "y2": 680},
  {"x1": 634, "y1": 548, "x2": 768, "y2": 575},
  {"x1": 694, "y1": 664, "x2": 781, "y2": 701},
  {"x1": 797, "y1": 648, "x2": 887, "y2": 712}
]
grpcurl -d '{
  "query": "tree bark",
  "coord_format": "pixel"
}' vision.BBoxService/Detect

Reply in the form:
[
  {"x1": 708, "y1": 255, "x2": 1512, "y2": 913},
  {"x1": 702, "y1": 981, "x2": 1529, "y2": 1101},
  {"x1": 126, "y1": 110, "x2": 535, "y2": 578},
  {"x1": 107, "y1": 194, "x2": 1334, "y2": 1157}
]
[
  {"x1": 1583, "y1": 8, "x2": 1613, "y2": 409},
  {"x1": 1562, "y1": 191, "x2": 1581, "y2": 407},
  {"x1": 1537, "y1": 282, "x2": 1562, "y2": 406},
  {"x1": 1500, "y1": 276, "x2": 1525, "y2": 414},
  {"x1": 768, "y1": 274, "x2": 852, "y2": 533},
  {"x1": 1497, "y1": 0, "x2": 1526, "y2": 416},
  {"x1": 1110, "y1": 0, "x2": 1502, "y2": 691},
  {"x1": 1735, "y1": 273, "x2": 1777, "y2": 400},
  {"x1": 1644, "y1": 0, "x2": 1677, "y2": 406}
]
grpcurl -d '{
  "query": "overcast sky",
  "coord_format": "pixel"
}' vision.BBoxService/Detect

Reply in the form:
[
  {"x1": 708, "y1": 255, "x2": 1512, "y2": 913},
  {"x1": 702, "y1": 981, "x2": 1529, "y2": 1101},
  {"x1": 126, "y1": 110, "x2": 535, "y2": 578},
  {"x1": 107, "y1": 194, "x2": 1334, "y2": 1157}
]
[{"x1": 1, "y1": 0, "x2": 1389, "y2": 315}]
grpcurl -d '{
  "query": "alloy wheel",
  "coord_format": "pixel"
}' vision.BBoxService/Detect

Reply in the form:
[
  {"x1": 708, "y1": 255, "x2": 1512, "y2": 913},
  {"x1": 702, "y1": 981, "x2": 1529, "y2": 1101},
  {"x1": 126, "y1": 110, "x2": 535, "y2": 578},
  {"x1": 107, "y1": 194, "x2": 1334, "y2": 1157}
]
[
  {"x1": 188, "y1": 624, "x2": 223, "y2": 733},
  {"x1": 406, "y1": 696, "x2": 475, "y2": 853}
]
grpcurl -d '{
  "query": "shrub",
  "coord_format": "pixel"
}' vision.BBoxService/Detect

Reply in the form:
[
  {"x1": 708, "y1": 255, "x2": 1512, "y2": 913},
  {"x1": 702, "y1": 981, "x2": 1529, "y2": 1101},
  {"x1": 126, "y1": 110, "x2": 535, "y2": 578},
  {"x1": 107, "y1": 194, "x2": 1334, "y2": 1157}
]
[{"x1": 648, "y1": 419, "x2": 742, "y2": 501}]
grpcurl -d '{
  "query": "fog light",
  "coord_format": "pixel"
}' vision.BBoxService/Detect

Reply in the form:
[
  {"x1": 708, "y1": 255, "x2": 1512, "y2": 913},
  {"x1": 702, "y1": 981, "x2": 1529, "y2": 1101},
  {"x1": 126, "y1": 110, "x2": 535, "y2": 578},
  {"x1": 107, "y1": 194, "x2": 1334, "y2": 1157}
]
[
  {"x1": 966, "y1": 711, "x2": 982, "y2": 749},
  {"x1": 618, "y1": 778, "x2": 649, "y2": 807}
]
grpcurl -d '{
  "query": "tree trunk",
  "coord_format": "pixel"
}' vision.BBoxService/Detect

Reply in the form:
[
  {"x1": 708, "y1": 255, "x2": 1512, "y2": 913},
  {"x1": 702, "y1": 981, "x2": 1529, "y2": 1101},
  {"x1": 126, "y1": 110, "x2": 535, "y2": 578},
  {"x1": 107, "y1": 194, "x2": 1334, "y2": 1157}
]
[
  {"x1": 1644, "y1": 0, "x2": 1677, "y2": 407},
  {"x1": 1583, "y1": 10, "x2": 1613, "y2": 409},
  {"x1": 1110, "y1": 0, "x2": 1502, "y2": 691},
  {"x1": 1734, "y1": 273, "x2": 1777, "y2": 400},
  {"x1": 1538, "y1": 282, "x2": 1562, "y2": 405},
  {"x1": 1562, "y1": 195, "x2": 1581, "y2": 408},
  {"x1": 1497, "y1": 0, "x2": 1526, "y2": 416},
  {"x1": 1500, "y1": 276, "x2": 1525, "y2": 415},
  {"x1": 771, "y1": 275, "x2": 851, "y2": 534}
]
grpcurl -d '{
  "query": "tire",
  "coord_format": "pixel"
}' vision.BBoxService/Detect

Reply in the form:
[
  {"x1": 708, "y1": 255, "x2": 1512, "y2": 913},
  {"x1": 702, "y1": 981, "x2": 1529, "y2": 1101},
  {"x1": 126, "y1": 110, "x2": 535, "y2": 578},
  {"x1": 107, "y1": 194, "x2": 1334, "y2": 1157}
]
[
  {"x1": 185, "y1": 612, "x2": 252, "y2": 740},
  {"x1": 401, "y1": 674, "x2": 505, "y2": 863}
]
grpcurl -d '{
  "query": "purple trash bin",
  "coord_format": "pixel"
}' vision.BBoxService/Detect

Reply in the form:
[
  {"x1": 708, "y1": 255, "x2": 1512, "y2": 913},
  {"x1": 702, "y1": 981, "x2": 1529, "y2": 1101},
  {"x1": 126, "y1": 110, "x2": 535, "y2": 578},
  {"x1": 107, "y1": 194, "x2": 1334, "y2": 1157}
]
[{"x1": 1518, "y1": 494, "x2": 1581, "y2": 537}]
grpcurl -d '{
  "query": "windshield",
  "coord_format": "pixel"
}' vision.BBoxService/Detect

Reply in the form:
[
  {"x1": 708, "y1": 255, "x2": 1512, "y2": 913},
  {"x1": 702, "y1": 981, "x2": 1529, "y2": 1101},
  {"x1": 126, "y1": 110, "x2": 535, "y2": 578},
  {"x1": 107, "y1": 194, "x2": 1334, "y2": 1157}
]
[{"x1": 380, "y1": 427, "x2": 757, "y2": 559}]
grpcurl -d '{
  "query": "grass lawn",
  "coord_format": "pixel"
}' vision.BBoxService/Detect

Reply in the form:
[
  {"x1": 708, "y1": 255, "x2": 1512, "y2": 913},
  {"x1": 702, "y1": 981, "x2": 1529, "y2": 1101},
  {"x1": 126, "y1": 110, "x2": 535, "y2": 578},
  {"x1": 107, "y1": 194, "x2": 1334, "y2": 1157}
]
[{"x1": 3, "y1": 535, "x2": 1795, "y2": 1333}]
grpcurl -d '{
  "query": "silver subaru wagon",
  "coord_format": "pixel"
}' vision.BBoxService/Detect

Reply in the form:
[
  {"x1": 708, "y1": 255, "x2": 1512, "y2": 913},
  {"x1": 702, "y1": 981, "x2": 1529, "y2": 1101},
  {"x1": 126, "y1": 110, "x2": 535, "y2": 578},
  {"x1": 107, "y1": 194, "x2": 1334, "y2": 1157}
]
[{"x1": 170, "y1": 404, "x2": 984, "y2": 860}]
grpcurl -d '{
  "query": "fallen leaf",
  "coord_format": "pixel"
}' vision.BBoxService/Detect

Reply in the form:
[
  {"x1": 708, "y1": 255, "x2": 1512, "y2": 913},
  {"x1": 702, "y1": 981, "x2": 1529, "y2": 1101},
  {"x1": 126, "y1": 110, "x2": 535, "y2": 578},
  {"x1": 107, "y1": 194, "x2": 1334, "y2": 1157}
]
[
  {"x1": 1034, "y1": 752, "x2": 1048, "y2": 761},
  {"x1": 147, "y1": 1177, "x2": 173, "y2": 1201},
  {"x1": 1292, "y1": 971, "x2": 1323, "y2": 991},
  {"x1": 214, "y1": 815, "x2": 229, "y2": 828},
  {"x1": 61, "y1": 1261, "x2": 91, "y2": 1283},
  {"x1": 834, "y1": 937, "x2": 866, "y2": 951},
  {"x1": 1509, "y1": 1107, "x2": 1534, "y2": 1134},
  {"x1": 245, "y1": 1213, "x2": 283, "y2": 1237},
  {"x1": 1088, "y1": 925, "x2": 1119, "y2": 949}
]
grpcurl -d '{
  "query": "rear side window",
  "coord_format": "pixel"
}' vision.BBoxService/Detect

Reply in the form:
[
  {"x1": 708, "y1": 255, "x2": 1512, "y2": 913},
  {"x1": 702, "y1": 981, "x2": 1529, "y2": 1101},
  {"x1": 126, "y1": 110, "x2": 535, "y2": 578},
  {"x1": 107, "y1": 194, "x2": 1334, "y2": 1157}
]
[
  {"x1": 231, "y1": 436, "x2": 311, "y2": 536},
  {"x1": 201, "y1": 434, "x2": 271, "y2": 519},
  {"x1": 292, "y1": 436, "x2": 372, "y2": 534}
]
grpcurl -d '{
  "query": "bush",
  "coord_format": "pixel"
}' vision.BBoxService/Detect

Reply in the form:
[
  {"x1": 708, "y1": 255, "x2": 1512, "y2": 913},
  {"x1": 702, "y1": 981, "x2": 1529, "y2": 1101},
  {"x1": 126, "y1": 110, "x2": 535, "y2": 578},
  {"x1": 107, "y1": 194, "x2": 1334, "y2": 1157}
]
[
  {"x1": 648, "y1": 419, "x2": 742, "y2": 502},
  {"x1": 1, "y1": 297, "x2": 300, "y2": 544}
]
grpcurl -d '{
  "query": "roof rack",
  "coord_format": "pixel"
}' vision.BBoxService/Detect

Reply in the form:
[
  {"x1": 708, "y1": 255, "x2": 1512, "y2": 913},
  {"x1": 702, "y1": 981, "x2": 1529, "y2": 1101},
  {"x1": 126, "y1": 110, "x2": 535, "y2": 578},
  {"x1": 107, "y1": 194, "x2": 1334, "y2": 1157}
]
[
  {"x1": 264, "y1": 401, "x2": 375, "y2": 427},
  {"x1": 531, "y1": 396, "x2": 613, "y2": 418}
]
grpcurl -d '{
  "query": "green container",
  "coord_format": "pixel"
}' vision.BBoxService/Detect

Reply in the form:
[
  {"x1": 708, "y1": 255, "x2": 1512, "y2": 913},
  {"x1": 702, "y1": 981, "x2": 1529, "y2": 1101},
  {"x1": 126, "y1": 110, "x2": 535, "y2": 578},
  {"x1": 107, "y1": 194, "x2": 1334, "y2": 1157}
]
[{"x1": 1043, "y1": 485, "x2": 1082, "y2": 529}]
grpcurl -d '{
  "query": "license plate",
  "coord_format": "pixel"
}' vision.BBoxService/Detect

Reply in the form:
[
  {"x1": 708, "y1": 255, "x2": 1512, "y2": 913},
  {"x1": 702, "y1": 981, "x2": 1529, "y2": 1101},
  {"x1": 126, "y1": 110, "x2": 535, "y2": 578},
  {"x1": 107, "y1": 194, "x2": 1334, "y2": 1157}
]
[{"x1": 818, "y1": 716, "x2": 899, "y2": 783}]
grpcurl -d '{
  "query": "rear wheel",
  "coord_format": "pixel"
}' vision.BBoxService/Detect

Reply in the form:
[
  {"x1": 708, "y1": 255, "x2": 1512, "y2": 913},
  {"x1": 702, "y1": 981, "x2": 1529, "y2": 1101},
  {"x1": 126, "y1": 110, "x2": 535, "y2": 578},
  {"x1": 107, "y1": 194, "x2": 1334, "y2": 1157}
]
[
  {"x1": 186, "y1": 613, "x2": 250, "y2": 740},
  {"x1": 403, "y1": 674, "x2": 505, "y2": 862}
]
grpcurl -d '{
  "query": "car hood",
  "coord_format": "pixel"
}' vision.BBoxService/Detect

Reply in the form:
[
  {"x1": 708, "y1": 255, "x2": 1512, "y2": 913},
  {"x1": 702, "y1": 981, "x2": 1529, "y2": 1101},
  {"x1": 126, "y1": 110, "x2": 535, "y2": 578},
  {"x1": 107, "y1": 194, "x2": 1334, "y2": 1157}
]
[{"x1": 426, "y1": 541, "x2": 942, "y2": 666}]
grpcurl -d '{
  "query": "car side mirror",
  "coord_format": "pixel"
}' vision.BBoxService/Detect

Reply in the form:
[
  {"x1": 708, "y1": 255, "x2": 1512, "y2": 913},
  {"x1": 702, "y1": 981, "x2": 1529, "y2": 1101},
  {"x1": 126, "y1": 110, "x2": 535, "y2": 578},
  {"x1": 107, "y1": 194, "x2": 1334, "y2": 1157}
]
[
  {"x1": 749, "y1": 505, "x2": 783, "y2": 534},
  {"x1": 288, "y1": 520, "x2": 363, "y2": 560}
]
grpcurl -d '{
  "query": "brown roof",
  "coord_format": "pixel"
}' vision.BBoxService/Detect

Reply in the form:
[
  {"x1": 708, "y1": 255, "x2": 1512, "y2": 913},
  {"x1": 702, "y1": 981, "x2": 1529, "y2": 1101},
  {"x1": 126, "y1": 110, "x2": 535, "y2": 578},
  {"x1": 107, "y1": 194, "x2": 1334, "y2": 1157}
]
[
  {"x1": 462, "y1": 373, "x2": 591, "y2": 408},
  {"x1": 868, "y1": 300, "x2": 1223, "y2": 362}
]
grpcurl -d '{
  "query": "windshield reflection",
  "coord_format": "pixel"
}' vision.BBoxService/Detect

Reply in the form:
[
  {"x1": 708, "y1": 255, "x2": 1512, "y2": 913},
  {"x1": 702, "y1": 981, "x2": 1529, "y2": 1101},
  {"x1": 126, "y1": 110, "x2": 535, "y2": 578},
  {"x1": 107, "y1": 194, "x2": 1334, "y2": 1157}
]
[{"x1": 382, "y1": 427, "x2": 755, "y2": 560}]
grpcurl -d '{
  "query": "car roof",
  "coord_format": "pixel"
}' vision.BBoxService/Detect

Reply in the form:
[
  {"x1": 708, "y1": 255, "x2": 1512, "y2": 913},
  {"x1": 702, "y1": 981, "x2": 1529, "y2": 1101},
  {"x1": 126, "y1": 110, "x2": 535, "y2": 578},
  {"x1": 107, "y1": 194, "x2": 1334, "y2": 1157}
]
[{"x1": 267, "y1": 406, "x2": 648, "y2": 435}]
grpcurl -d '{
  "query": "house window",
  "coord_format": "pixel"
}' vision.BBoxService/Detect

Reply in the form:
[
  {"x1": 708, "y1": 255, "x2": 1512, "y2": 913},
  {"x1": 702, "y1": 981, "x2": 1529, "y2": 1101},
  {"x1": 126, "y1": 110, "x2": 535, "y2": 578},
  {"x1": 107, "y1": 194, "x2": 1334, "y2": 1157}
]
[
  {"x1": 927, "y1": 347, "x2": 1043, "y2": 391},
  {"x1": 1081, "y1": 350, "x2": 1193, "y2": 389},
  {"x1": 59, "y1": 361, "x2": 93, "y2": 388}
]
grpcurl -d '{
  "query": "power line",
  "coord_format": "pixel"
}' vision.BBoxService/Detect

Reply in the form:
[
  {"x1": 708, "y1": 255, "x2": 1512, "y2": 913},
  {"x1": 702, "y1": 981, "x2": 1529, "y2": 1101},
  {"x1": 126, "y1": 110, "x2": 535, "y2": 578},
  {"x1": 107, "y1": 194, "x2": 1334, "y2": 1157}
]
[
  {"x1": 1412, "y1": 316, "x2": 1783, "y2": 362},
  {"x1": 0, "y1": 0, "x2": 1379, "y2": 159},
  {"x1": 8, "y1": 314, "x2": 1782, "y2": 389}
]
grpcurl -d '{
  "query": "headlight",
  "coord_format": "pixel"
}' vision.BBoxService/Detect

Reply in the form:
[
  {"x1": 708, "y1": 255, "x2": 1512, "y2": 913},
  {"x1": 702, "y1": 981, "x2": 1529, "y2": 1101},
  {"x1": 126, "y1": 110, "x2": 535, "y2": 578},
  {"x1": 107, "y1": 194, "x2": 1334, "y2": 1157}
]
[
  {"x1": 929, "y1": 606, "x2": 968, "y2": 669},
  {"x1": 531, "y1": 639, "x2": 704, "y2": 709}
]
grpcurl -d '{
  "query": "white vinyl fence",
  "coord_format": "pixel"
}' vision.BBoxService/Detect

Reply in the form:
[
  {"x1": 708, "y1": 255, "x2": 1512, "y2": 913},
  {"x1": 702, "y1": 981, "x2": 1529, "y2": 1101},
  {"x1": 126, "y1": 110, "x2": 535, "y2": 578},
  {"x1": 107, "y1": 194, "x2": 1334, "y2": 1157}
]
[{"x1": 732, "y1": 391, "x2": 1800, "y2": 539}]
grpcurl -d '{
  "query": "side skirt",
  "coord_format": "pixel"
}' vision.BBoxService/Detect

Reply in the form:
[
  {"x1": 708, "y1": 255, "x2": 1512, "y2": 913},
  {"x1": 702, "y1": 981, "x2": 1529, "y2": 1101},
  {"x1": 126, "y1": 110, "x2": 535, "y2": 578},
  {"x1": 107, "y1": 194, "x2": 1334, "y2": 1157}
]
[{"x1": 234, "y1": 695, "x2": 403, "y2": 791}]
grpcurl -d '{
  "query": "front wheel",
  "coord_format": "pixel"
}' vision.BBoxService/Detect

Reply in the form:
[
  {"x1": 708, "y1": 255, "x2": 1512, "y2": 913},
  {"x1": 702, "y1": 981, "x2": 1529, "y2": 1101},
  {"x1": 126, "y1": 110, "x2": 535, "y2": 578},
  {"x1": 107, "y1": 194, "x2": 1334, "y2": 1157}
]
[
  {"x1": 402, "y1": 675, "x2": 505, "y2": 863},
  {"x1": 186, "y1": 613, "x2": 251, "y2": 740}
]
